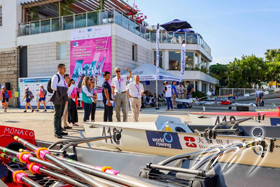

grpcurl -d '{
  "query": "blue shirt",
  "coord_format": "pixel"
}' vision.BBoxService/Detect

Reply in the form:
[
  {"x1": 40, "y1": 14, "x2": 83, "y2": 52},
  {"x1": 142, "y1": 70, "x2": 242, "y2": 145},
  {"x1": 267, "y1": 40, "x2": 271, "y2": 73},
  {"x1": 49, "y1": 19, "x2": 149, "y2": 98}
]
[
  {"x1": 102, "y1": 81, "x2": 112, "y2": 104},
  {"x1": 172, "y1": 85, "x2": 177, "y2": 95}
]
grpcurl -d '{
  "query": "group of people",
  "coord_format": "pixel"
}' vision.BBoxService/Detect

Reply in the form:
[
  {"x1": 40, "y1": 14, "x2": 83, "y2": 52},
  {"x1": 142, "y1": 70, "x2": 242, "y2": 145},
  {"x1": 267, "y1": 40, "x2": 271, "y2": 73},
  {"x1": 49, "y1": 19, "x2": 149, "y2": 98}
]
[
  {"x1": 101, "y1": 67, "x2": 144, "y2": 123},
  {"x1": 49, "y1": 64, "x2": 144, "y2": 138},
  {"x1": 1, "y1": 62, "x2": 195, "y2": 138},
  {"x1": 163, "y1": 81, "x2": 194, "y2": 111}
]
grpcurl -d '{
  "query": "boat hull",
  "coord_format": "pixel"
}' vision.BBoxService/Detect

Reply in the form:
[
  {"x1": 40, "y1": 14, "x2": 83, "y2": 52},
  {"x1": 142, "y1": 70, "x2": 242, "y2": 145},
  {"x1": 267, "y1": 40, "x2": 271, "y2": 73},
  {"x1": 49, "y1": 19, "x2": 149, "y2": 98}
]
[
  {"x1": 189, "y1": 112, "x2": 280, "y2": 126},
  {"x1": 36, "y1": 140, "x2": 280, "y2": 187},
  {"x1": 83, "y1": 122, "x2": 280, "y2": 169}
]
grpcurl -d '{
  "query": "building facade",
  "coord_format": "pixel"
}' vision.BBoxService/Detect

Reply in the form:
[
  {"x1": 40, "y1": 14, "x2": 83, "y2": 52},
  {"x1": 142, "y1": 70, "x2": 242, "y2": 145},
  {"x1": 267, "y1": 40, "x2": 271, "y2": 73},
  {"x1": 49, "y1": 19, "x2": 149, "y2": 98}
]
[{"x1": 0, "y1": 0, "x2": 217, "y2": 106}]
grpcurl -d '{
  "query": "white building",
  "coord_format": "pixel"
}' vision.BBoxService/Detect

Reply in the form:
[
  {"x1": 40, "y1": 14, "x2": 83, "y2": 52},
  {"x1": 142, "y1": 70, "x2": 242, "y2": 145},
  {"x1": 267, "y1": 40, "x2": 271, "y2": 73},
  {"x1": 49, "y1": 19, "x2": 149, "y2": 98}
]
[{"x1": 0, "y1": 0, "x2": 218, "y2": 106}]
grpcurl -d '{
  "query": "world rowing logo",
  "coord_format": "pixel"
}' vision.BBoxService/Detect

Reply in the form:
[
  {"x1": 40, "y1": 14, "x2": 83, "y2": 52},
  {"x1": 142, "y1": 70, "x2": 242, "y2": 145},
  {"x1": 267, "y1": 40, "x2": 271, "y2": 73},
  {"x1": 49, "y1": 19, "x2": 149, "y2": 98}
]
[
  {"x1": 164, "y1": 133, "x2": 173, "y2": 143},
  {"x1": 146, "y1": 131, "x2": 182, "y2": 149}
]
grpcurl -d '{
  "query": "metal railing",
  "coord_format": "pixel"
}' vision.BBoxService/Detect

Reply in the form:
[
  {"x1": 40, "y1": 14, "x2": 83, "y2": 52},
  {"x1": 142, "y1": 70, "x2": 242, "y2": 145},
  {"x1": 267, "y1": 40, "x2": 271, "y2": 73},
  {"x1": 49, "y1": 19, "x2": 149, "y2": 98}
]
[
  {"x1": 219, "y1": 88, "x2": 276, "y2": 96},
  {"x1": 18, "y1": 9, "x2": 211, "y2": 56}
]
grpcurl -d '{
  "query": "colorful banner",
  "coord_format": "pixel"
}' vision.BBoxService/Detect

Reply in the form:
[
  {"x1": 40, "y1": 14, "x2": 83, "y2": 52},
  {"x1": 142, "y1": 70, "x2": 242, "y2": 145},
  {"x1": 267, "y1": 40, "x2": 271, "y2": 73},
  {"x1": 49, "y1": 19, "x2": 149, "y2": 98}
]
[
  {"x1": 70, "y1": 25, "x2": 111, "y2": 92},
  {"x1": 18, "y1": 77, "x2": 52, "y2": 109}
]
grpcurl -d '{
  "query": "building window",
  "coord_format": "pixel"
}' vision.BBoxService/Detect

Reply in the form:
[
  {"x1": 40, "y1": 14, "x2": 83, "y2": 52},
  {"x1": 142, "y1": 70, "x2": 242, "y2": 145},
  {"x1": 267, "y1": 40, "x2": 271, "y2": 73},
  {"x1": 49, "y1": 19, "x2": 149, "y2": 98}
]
[
  {"x1": 153, "y1": 51, "x2": 162, "y2": 68},
  {"x1": 58, "y1": 42, "x2": 67, "y2": 60},
  {"x1": 185, "y1": 52, "x2": 194, "y2": 70},
  {"x1": 132, "y1": 44, "x2": 137, "y2": 61},
  {"x1": 0, "y1": 6, "x2": 2, "y2": 26},
  {"x1": 169, "y1": 51, "x2": 180, "y2": 70}
]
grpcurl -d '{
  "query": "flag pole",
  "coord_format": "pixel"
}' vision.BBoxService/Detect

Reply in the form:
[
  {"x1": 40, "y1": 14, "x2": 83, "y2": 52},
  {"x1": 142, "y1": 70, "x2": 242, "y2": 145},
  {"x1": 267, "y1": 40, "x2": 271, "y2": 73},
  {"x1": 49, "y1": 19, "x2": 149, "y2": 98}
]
[{"x1": 155, "y1": 23, "x2": 160, "y2": 110}]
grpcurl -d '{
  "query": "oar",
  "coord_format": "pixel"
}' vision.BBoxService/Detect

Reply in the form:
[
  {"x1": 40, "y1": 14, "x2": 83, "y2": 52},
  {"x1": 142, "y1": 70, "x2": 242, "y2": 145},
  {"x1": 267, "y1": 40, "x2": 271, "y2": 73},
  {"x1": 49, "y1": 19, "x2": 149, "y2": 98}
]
[
  {"x1": 0, "y1": 146, "x2": 63, "y2": 172},
  {"x1": 5, "y1": 164, "x2": 43, "y2": 187},
  {"x1": 1, "y1": 153, "x2": 87, "y2": 187},
  {"x1": 4, "y1": 147, "x2": 124, "y2": 187},
  {"x1": 13, "y1": 136, "x2": 107, "y2": 187}
]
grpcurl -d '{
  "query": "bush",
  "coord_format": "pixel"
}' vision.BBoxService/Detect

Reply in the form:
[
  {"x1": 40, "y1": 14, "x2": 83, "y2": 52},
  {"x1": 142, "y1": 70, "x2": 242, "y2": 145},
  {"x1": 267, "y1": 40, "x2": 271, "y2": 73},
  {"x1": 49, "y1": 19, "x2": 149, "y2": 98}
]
[{"x1": 192, "y1": 91, "x2": 206, "y2": 98}]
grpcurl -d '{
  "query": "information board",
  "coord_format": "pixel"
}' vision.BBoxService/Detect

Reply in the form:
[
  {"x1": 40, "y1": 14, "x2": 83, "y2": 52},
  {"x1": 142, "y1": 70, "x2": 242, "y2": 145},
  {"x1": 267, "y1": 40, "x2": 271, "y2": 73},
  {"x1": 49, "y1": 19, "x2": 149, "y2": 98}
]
[{"x1": 18, "y1": 77, "x2": 52, "y2": 109}]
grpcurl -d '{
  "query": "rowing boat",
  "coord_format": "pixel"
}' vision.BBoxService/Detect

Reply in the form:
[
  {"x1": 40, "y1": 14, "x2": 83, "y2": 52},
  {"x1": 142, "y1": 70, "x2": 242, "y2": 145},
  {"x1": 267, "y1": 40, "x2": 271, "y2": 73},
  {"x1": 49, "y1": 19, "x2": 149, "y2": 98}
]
[{"x1": 189, "y1": 109, "x2": 280, "y2": 126}]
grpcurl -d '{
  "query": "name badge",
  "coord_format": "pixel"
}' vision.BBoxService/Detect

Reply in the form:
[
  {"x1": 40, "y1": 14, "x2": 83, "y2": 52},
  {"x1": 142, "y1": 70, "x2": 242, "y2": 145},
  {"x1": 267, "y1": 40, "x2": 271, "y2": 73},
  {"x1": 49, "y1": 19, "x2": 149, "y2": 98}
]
[
  {"x1": 138, "y1": 94, "x2": 141, "y2": 98},
  {"x1": 118, "y1": 89, "x2": 121, "y2": 93}
]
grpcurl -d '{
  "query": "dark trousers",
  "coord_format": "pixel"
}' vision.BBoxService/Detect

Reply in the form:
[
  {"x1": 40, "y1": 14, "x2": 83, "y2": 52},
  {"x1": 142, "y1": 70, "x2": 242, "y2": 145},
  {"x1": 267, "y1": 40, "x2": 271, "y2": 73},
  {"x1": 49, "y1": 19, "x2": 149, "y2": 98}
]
[
  {"x1": 54, "y1": 103, "x2": 65, "y2": 135},
  {"x1": 84, "y1": 103, "x2": 92, "y2": 122},
  {"x1": 103, "y1": 104, "x2": 113, "y2": 122},
  {"x1": 91, "y1": 103, "x2": 96, "y2": 121},
  {"x1": 166, "y1": 97, "x2": 173, "y2": 110},
  {"x1": 68, "y1": 99, "x2": 78, "y2": 124}
]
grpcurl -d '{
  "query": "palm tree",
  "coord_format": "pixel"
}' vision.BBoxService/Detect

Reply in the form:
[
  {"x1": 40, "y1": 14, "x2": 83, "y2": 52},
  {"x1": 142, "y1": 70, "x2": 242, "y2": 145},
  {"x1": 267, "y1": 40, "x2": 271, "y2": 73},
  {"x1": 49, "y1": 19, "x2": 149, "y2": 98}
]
[{"x1": 264, "y1": 49, "x2": 280, "y2": 62}]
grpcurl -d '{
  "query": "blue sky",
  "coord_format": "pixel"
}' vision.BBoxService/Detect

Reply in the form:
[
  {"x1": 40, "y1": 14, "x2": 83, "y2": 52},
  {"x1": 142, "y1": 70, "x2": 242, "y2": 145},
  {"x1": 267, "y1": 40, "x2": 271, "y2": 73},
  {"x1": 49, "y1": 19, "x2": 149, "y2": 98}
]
[{"x1": 128, "y1": 0, "x2": 280, "y2": 64}]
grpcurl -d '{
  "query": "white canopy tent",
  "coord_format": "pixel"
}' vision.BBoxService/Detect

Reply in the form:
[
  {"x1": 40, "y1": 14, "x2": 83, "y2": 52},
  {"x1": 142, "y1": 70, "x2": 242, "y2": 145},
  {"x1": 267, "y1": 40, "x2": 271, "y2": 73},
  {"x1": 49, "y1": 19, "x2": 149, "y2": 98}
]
[{"x1": 123, "y1": 64, "x2": 180, "y2": 95}]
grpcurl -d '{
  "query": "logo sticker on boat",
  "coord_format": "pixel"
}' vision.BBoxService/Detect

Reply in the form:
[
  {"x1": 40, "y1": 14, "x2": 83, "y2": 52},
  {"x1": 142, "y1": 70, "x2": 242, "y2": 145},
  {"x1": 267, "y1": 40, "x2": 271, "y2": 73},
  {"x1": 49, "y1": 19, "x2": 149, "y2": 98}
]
[
  {"x1": 99, "y1": 126, "x2": 123, "y2": 146},
  {"x1": 179, "y1": 135, "x2": 240, "y2": 149},
  {"x1": 146, "y1": 131, "x2": 182, "y2": 149}
]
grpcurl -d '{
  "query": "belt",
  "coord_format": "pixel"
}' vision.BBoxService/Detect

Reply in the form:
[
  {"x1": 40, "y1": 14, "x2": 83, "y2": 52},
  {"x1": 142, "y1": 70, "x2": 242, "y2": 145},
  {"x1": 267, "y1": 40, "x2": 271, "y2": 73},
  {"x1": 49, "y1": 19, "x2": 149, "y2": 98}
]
[
  {"x1": 132, "y1": 97, "x2": 140, "y2": 99},
  {"x1": 115, "y1": 91, "x2": 126, "y2": 94}
]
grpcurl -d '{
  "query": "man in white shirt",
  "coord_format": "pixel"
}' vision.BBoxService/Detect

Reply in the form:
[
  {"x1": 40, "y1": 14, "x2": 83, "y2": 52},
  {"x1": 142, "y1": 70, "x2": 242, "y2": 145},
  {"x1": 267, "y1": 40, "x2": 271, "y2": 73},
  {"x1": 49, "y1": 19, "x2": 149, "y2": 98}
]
[
  {"x1": 177, "y1": 82, "x2": 185, "y2": 99},
  {"x1": 51, "y1": 64, "x2": 68, "y2": 139},
  {"x1": 111, "y1": 67, "x2": 132, "y2": 122},
  {"x1": 126, "y1": 75, "x2": 144, "y2": 122},
  {"x1": 163, "y1": 81, "x2": 173, "y2": 111}
]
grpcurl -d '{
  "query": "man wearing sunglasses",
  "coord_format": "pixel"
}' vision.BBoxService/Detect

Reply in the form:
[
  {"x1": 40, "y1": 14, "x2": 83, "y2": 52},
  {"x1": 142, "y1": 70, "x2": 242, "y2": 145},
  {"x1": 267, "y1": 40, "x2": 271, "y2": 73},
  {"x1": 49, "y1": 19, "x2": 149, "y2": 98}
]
[{"x1": 111, "y1": 66, "x2": 132, "y2": 122}]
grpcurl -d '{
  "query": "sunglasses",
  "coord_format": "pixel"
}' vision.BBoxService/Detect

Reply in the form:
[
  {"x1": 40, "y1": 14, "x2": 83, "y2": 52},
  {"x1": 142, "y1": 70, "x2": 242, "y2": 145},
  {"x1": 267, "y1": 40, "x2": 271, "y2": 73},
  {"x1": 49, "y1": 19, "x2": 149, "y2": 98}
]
[
  {"x1": 71, "y1": 82, "x2": 75, "y2": 84},
  {"x1": 116, "y1": 71, "x2": 121, "y2": 73}
]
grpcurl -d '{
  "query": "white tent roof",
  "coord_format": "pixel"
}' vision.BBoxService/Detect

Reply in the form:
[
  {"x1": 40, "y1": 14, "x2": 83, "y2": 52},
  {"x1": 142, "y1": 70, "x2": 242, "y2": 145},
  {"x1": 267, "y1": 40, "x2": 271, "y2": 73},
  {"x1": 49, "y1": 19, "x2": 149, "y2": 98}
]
[{"x1": 123, "y1": 64, "x2": 180, "y2": 82}]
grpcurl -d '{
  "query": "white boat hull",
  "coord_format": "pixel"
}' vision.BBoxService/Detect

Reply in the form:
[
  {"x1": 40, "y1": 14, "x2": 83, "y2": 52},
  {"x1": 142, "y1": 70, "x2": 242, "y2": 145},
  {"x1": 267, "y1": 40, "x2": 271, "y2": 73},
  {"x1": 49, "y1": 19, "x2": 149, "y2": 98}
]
[
  {"x1": 188, "y1": 113, "x2": 275, "y2": 126},
  {"x1": 83, "y1": 121, "x2": 280, "y2": 169}
]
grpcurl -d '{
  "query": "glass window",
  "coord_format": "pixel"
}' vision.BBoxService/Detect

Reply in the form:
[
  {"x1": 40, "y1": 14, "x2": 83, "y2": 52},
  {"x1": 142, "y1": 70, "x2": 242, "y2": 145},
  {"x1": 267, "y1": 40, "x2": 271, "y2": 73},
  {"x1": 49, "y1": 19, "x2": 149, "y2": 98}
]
[
  {"x1": 169, "y1": 51, "x2": 180, "y2": 70},
  {"x1": 58, "y1": 42, "x2": 67, "y2": 60},
  {"x1": 153, "y1": 51, "x2": 162, "y2": 68},
  {"x1": 0, "y1": 6, "x2": 2, "y2": 26},
  {"x1": 132, "y1": 44, "x2": 137, "y2": 61},
  {"x1": 185, "y1": 52, "x2": 194, "y2": 70}
]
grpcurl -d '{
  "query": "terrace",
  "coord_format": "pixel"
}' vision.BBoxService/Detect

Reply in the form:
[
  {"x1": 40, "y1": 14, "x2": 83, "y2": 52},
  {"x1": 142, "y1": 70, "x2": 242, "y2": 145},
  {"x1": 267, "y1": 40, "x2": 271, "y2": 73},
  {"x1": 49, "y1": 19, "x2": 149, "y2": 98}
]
[{"x1": 18, "y1": 1, "x2": 211, "y2": 56}]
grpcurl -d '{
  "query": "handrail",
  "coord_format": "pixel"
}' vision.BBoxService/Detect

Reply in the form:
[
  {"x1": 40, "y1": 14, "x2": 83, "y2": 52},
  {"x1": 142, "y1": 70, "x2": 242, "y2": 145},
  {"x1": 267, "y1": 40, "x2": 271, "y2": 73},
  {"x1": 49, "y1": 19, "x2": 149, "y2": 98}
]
[{"x1": 18, "y1": 8, "x2": 211, "y2": 56}]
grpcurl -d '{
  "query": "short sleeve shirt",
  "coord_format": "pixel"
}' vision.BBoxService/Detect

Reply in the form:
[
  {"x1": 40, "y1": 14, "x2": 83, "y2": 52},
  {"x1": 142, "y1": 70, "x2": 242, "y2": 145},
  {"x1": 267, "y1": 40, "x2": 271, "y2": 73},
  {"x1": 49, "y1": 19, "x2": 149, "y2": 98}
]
[
  {"x1": 126, "y1": 82, "x2": 144, "y2": 98},
  {"x1": 111, "y1": 75, "x2": 129, "y2": 93},
  {"x1": 102, "y1": 81, "x2": 112, "y2": 103},
  {"x1": 187, "y1": 84, "x2": 193, "y2": 94},
  {"x1": 171, "y1": 85, "x2": 177, "y2": 95},
  {"x1": 165, "y1": 85, "x2": 172, "y2": 97}
]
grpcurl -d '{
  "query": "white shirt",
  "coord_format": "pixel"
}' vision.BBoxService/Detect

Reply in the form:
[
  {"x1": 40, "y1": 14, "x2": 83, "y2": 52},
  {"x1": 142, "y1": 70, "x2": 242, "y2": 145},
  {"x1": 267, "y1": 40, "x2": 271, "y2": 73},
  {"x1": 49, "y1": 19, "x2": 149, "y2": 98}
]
[
  {"x1": 82, "y1": 85, "x2": 93, "y2": 97},
  {"x1": 67, "y1": 85, "x2": 75, "y2": 97},
  {"x1": 126, "y1": 82, "x2": 144, "y2": 98},
  {"x1": 111, "y1": 75, "x2": 129, "y2": 94},
  {"x1": 51, "y1": 72, "x2": 67, "y2": 91},
  {"x1": 165, "y1": 85, "x2": 172, "y2": 97},
  {"x1": 178, "y1": 85, "x2": 185, "y2": 94}
]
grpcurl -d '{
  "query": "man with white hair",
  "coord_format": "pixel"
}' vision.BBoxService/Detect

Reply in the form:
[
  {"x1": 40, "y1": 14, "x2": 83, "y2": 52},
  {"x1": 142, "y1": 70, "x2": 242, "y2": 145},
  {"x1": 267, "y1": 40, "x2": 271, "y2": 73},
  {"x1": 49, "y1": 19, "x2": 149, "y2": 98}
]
[
  {"x1": 126, "y1": 75, "x2": 144, "y2": 122},
  {"x1": 111, "y1": 66, "x2": 132, "y2": 122}
]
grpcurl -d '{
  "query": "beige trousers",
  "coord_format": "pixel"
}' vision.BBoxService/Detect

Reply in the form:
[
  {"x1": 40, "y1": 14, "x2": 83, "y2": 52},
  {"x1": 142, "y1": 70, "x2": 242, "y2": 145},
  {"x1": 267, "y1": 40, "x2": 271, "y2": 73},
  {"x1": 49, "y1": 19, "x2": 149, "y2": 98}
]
[
  {"x1": 178, "y1": 93, "x2": 185, "y2": 99},
  {"x1": 114, "y1": 92, "x2": 128, "y2": 122},
  {"x1": 129, "y1": 98, "x2": 141, "y2": 122},
  {"x1": 61, "y1": 101, "x2": 68, "y2": 127}
]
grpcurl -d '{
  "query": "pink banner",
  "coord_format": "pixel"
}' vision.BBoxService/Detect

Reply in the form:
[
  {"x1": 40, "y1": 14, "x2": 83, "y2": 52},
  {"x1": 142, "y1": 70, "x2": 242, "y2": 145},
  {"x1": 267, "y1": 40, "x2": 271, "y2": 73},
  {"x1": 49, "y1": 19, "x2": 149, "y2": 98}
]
[{"x1": 70, "y1": 26, "x2": 111, "y2": 93}]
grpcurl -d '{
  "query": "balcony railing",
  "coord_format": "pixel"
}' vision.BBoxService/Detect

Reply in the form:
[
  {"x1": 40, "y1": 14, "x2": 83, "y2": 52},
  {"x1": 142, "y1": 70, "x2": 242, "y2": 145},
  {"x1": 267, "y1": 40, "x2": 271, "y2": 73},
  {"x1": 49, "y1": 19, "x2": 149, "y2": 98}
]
[{"x1": 18, "y1": 9, "x2": 211, "y2": 56}]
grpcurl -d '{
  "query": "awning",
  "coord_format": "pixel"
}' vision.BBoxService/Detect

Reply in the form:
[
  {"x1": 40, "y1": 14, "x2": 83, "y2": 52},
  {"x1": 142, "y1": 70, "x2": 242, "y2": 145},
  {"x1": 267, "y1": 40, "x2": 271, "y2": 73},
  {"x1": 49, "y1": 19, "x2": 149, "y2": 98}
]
[
  {"x1": 123, "y1": 64, "x2": 181, "y2": 82},
  {"x1": 21, "y1": 0, "x2": 132, "y2": 15}
]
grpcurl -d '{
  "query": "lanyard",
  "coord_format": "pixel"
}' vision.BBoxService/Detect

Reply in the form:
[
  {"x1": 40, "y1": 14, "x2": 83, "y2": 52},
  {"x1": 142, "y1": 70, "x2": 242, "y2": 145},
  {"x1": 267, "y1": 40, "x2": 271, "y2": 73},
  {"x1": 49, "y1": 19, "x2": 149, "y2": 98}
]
[
  {"x1": 117, "y1": 77, "x2": 122, "y2": 88},
  {"x1": 135, "y1": 83, "x2": 140, "y2": 94}
]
